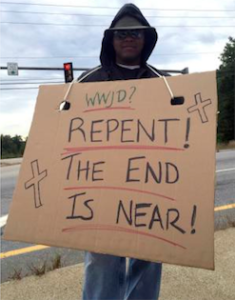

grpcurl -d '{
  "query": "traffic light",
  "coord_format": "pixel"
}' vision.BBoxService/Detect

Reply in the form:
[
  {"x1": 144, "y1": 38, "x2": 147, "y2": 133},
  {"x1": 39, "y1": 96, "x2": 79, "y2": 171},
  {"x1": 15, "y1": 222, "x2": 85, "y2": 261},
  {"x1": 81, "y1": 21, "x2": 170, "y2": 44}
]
[{"x1": 63, "y1": 62, "x2": 74, "y2": 83}]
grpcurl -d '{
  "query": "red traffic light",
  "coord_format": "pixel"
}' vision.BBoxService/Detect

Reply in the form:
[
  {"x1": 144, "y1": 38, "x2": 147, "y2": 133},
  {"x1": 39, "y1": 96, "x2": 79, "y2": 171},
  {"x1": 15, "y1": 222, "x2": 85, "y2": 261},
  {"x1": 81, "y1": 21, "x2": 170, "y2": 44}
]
[
  {"x1": 63, "y1": 62, "x2": 74, "y2": 83},
  {"x1": 64, "y1": 63, "x2": 71, "y2": 71}
]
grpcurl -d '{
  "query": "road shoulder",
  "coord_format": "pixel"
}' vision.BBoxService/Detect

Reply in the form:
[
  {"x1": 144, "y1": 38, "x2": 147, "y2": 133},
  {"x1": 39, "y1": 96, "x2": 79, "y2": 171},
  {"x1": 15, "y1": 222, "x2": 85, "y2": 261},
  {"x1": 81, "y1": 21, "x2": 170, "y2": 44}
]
[
  {"x1": 1, "y1": 227, "x2": 235, "y2": 300},
  {"x1": 0, "y1": 158, "x2": 23, "y2": 167}
]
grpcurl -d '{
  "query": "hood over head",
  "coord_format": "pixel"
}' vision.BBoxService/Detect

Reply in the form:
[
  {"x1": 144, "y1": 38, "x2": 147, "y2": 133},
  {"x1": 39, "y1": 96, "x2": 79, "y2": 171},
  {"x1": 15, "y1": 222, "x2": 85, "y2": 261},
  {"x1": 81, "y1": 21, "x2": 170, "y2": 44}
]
[{"x1": 100, "y1": 3, "x2": 158, "y2": 67}]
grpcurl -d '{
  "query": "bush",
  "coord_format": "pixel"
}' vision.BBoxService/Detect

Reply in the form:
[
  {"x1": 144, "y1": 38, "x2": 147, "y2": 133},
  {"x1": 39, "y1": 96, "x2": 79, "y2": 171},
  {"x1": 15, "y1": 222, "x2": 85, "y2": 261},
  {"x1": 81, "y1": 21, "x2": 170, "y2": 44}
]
[{"x1": 1, "y1": 134, "x2": 26, "y2": 159}]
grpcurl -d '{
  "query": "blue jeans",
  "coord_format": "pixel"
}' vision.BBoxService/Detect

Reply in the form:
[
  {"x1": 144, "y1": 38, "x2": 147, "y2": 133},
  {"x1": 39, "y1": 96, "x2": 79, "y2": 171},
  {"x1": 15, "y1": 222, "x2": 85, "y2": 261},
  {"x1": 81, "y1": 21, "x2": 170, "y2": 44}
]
[{"x1": 82, "y1": 252, "x2": 162, "y2": 300}]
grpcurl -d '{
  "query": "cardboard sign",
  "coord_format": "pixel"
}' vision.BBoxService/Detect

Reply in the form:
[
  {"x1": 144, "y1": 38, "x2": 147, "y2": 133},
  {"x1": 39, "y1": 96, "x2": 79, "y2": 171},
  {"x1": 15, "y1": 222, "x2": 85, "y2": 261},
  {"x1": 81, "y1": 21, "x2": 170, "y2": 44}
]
[{"x1": 3, "y1": 72, "x2": 217, "y2": 270}]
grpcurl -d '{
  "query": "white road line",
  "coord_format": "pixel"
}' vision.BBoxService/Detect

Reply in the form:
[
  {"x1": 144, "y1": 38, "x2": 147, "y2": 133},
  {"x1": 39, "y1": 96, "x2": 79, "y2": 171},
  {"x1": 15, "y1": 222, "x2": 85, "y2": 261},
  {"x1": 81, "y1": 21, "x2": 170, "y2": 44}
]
[
  {"x1": 0, "y1": 215, "x2": 8, "y2": 228},
  {"x1": 216, "y1": 168, "x2": 235, "y2": 173}
]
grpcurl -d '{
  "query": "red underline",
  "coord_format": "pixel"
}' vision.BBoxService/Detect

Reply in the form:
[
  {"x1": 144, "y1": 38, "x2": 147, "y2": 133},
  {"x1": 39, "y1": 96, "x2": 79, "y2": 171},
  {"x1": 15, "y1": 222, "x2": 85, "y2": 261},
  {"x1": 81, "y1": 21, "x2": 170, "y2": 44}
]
[
  {"x1": 64, "y1": 186, "x2": 175, "y2": 201},
  {"x1": 62, "y1": 224, "x2": 186, "y2": 250},
  {"x1": 63, "y1": 145, "x2": 185, "y2": 155},
  {"x1": 83, "y1": 106, "x2": 135, "y2": 113}
]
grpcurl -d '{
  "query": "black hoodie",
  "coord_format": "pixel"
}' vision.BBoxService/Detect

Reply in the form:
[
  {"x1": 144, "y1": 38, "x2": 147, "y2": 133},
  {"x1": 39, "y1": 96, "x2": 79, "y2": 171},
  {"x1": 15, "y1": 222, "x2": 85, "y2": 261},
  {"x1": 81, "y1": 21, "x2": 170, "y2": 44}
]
[{"x1": 77, "y1": 3, "x2": 167, "y2": 83}]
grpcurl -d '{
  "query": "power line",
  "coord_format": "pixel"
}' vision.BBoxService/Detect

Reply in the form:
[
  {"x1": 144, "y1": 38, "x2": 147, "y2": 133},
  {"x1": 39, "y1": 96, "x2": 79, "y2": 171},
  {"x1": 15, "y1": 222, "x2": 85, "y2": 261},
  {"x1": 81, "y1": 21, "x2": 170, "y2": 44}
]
[
  {"x1": 1, "y1": 10, "x2": 234, "y2": 18},
  {"x1": 0, "y1": 87, "x2": 39, "y2": 90},
  {"x1": 1, "y1": 2, "x2": 235, "y2": 12},
  {"x1": 0, "y1": 66, "x2": 87, "y2": 71},
  {"x1": 0, "y1": 81, "x2": 64, "y2": 85},
  {"x1": 1, "y1": 73, "x2": 234, "y2": 91},
  {"x1": 0, "y1": 77, "x2": 64, "y2": 81},
  {"x1": 0, "y1": 52, "x2": 221, "y2": 59},
  {"x1": 0, "y1": 79, "x2": 63, "y2": 82},
  {"x1": 0, "y1": 70, "x2": 230, "y2": 77},
  {"x1": 0, "y1": 71, "x2": 233, "y2": 90},
  {"x1": 1, "y1": 21, "x2": 234, "y2": 27}
]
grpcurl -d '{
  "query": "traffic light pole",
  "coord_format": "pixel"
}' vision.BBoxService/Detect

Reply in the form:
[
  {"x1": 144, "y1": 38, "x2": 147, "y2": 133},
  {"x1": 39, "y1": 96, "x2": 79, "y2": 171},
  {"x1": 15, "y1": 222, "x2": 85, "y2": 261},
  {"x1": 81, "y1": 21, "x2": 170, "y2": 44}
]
[{"x1": 0, "y1": 66, "x2": 189, "y2": 74}]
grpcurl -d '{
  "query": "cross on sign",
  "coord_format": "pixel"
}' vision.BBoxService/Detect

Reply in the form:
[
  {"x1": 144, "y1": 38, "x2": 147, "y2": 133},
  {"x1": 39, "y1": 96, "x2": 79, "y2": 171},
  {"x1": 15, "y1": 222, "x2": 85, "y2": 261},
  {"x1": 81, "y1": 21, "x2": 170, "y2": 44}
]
[
  {"x1": 187, "y1": 93, "x2": 212, "y2": 123},
  {"x1": 25, "y1": 160, "x2": 47, "y2": 208}
]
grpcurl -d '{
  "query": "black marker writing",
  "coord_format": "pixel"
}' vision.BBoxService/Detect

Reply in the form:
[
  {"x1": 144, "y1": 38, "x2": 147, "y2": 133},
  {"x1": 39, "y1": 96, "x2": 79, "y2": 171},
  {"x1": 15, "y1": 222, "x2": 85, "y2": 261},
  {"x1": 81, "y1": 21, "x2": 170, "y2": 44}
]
[
  {"x1": 129, "y1": 86, "x2": 137, "y2": 102},
  {"x1": 66, "y1": 192, "x2": 94, "y2": 220},
  {"x1": 126, "y1": 156, "x2": 179, "y2": 184},
  {"x1": 62, "y1": 153, "x2": 80, "y2": 180},
  {"x1": 184, "y1": 117, "x2": 191, "y2": 148},
  {"x1": 158, "y1": 118, "x2": 180, "y2": 144},
  {"x1": 116, "y1": 199, "x2": 186, "y2": 234}
]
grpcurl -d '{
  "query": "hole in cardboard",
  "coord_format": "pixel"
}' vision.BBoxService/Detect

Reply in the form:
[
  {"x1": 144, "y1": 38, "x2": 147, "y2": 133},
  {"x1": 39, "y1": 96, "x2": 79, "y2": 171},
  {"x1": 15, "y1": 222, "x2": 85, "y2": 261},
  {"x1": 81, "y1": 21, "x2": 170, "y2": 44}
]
[
  {"x1": 171, "y1": 97, "x2": 185, "y2": 106},
  {"x1": 59, "y1": 101, "x2": 71, "y2": 111}
]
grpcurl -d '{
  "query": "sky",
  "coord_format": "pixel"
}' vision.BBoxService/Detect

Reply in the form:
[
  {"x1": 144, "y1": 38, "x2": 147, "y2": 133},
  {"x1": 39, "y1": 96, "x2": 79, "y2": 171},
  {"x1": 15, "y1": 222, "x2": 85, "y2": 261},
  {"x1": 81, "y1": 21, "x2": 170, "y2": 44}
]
[{"x1": 0, "y1": 0, "x2": 234, "y2": 138}]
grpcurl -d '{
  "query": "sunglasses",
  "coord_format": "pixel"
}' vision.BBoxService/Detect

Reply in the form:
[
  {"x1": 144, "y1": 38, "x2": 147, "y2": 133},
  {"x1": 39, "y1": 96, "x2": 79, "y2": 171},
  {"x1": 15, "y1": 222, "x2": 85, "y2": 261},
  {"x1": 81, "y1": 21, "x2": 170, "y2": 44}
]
[{"x1": 113, "y1": 30, "x2": 144, "y2": 40}]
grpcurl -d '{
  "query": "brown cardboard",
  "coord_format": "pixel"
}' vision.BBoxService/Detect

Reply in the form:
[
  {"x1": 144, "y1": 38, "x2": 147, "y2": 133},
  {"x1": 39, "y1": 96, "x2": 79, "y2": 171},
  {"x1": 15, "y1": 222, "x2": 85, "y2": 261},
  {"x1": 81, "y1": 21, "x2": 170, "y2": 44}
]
[{"x1": 3, "y1": 71, "x2": 217, "y2": 270}]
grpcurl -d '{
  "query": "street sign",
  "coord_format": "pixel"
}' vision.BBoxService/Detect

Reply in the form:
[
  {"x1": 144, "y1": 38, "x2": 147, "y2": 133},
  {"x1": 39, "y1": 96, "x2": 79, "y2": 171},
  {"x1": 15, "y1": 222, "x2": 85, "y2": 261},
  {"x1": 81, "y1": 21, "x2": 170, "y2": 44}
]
[{"x1": 7, "y1": 63, "x2": 18, "y2": 76}]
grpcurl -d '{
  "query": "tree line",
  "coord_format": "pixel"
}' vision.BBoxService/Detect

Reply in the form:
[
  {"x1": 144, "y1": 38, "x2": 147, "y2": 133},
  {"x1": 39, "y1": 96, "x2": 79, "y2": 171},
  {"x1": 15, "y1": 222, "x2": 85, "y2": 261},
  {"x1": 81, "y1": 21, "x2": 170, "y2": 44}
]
[
  {"x1": 217, "y1": 36, "x2": 235, "y2": 143},
  {"x1": 1, "y1": 135, "x2": 26, "y2": 159}
]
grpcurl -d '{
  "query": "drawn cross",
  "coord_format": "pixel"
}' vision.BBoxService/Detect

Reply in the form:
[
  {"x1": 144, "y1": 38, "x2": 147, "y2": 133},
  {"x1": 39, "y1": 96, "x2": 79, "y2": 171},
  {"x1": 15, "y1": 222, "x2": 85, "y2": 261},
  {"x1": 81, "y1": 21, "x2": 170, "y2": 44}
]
[
  {"x1": 25, "y1": 160, "x2": 47, "y2": 208},
  {"x1": 187, "y1": 93, "x2": 212, "y2": 123}
]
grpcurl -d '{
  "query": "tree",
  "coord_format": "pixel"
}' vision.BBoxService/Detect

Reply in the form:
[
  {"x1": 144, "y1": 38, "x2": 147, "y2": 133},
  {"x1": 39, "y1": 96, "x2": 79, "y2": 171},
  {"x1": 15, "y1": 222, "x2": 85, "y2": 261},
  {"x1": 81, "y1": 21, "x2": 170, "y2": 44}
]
[
  {"x1": 1, "y1": 134, "x2": 26, "y2": 158},
  {"x1": 217, "y1": 37, "x2": 235, "y2": 142}
]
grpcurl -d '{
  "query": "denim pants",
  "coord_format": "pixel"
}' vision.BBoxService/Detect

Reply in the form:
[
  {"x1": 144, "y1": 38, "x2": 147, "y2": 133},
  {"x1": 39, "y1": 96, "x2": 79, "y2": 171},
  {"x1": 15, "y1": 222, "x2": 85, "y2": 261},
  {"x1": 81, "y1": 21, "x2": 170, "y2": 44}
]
[{"x1": 82, "y1": 252, "x2": 162, "y2": 300}]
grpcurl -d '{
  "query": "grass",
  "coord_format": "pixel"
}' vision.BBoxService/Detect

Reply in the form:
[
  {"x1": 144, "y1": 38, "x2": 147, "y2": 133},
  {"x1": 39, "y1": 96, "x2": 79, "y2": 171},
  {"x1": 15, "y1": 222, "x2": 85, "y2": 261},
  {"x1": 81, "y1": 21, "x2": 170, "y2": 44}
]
[
  {"x1": 227, "y1": 218, "x2": 235, "y2": 228},
  {"x1": 50, "y1": 254, "x2": 62, "y2": 271},
  {"x1": 8, "y1": 254, "x2": 63, "y2": 281},
  {"x1": 29, "y1": 254, "x2": 63, "y2": 276},
  {"x1": 28, "y1": 261, "x2": 47, "y2": 277},
  {"x1": 216, "y1": 215, "x2": 235, "y2": 231},
  {"x1": 8, "y1": 268, "x2": 23, "y2": 281}
]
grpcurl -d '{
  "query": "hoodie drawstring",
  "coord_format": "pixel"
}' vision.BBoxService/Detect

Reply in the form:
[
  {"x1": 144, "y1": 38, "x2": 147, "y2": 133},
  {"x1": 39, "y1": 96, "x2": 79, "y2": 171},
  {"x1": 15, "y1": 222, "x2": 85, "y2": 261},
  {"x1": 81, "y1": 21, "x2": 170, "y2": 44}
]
[{"x1": 147, "y1": 64, "x2": 174, "y2": 99}]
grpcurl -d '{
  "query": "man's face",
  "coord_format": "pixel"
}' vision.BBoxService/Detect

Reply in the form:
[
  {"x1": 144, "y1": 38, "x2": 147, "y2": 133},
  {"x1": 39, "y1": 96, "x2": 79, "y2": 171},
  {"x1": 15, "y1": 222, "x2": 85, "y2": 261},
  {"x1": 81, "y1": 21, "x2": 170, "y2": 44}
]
[{"x1": 113, "y1": 29, "x2": 145, "y2": 65}]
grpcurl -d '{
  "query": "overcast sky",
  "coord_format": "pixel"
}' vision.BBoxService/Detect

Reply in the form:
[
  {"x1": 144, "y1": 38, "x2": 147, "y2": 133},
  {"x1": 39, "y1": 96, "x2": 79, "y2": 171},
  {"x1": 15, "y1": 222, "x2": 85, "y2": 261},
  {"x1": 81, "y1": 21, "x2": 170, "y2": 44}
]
[{"x1": 0, "y1": 0, "x2": 234, "y2": 138}]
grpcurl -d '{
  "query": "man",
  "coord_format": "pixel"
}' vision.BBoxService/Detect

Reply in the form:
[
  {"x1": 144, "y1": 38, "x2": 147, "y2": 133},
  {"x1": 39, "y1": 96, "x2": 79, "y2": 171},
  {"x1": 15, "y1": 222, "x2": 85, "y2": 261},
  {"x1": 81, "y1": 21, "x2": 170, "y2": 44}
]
[{"x1": 78, "y1": 3, "x2": 167, "y2": 300}]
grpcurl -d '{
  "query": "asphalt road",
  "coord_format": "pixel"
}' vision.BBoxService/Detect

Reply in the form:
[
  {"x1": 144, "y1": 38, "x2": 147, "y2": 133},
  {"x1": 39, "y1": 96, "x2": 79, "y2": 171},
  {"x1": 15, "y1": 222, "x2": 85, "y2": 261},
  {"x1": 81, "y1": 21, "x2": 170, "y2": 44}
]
[{"x1": 1, "y1": 150, "x2": 235, "y2": 283}]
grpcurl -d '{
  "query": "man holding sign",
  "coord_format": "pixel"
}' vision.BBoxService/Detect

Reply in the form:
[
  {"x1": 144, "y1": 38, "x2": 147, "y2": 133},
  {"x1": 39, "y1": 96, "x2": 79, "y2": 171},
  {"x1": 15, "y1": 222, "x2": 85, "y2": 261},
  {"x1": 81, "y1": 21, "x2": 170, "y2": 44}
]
[
  {"x1": 78, "y1": 4, "x2": 166, "y2": 300},
  {"x1": 2, "y1": 0, "x2": 216, "y2": 297}
]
